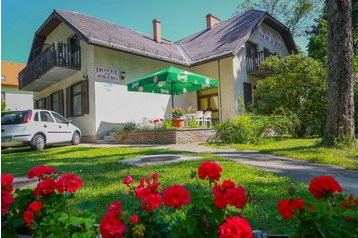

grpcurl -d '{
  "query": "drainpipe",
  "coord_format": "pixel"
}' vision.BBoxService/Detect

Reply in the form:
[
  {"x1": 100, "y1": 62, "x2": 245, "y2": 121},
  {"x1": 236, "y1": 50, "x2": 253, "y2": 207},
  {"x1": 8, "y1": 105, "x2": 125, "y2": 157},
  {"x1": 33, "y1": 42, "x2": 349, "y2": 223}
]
[{"x1": 217, "y1": 59, "x2": 223, "y2": 122}]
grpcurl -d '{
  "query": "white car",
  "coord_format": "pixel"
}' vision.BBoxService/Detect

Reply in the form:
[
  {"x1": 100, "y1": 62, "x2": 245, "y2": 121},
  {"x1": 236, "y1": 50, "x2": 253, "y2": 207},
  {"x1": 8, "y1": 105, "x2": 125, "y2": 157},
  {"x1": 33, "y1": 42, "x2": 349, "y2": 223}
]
[{"x1": 1, "y1": 109, "x2": 81, "y2": 150}]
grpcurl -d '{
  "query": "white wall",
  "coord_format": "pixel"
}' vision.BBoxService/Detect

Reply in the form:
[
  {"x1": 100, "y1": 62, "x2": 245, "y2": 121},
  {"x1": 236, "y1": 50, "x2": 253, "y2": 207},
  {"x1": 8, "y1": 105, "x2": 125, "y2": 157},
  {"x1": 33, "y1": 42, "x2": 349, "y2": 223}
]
[
  {"x1": 3, "y1": 91, "x2": 33, "y2": 110},
  {"x1": 93, "y1": 46, "x2": 197, "y2": 137}
]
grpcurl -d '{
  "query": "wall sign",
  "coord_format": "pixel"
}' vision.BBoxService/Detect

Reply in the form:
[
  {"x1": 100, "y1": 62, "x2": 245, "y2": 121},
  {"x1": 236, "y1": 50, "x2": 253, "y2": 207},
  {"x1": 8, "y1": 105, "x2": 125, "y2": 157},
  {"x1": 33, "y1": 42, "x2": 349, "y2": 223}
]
[
  {"x1": 258, "y1": 25, "x2": 283, "y2": 49},
  {"x1": 95, "y1": 67, "x2": 119, "y2": 81}
]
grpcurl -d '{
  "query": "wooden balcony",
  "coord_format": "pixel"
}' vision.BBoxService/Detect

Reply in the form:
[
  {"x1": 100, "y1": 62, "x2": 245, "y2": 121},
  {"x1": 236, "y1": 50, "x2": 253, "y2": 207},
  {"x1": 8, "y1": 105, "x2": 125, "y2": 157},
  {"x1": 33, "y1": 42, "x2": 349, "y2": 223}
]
[
  {"x1": 246, "y1": 51, "x2": 272, "y2": 78},
  {"x1": 19, "y1": 42, "x2": 81, "y2": 91}
]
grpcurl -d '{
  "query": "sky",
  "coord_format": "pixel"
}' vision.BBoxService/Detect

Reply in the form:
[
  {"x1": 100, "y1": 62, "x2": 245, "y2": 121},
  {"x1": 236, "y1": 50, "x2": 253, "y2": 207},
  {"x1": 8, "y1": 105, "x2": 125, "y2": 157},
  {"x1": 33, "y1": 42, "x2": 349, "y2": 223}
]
[{"x1": 1, "y1": 0, "x2": 308, "y2": 64}]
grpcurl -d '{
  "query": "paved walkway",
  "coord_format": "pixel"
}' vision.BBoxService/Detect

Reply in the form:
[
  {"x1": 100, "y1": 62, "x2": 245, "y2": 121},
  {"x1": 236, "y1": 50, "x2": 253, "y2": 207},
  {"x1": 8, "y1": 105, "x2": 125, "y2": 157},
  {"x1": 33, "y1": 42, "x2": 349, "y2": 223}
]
[{"x1": 83, "y1": 143, "x2": 358, "y2": 195}]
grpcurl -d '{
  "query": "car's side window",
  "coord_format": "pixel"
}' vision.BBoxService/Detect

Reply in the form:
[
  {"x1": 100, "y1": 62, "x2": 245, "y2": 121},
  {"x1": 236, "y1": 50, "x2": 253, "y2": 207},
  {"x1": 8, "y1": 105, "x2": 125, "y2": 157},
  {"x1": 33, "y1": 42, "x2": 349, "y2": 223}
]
[
  {"x1": 52, "y1": 112, "x2": 67, "y2": 124},
  {"x1": 34, "y1": 112, "x2": 39, "y2": 122},
  {"x1": 40, "y1": 111, "x2": 54, "y2": 123}
]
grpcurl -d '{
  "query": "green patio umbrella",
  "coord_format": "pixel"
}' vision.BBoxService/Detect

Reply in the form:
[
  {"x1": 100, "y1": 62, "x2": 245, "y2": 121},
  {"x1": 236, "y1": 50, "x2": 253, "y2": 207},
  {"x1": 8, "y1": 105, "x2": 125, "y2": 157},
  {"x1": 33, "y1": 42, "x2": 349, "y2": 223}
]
[{"x1": 127, "y1": 66, "x2": 218, "y2": 108}]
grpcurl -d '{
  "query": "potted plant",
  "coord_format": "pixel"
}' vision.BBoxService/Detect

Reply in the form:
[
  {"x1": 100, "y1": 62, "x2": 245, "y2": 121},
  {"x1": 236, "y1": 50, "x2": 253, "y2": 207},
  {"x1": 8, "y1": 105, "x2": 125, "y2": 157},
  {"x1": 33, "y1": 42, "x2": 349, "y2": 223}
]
[{"x1": 171, "y1": 108, "x2": 186, "y2": 128}]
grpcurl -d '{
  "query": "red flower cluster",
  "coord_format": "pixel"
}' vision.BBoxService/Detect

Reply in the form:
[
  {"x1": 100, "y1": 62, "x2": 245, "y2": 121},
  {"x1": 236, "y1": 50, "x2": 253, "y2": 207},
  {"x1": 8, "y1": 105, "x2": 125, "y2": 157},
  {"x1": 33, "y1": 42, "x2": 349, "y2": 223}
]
[
  {"x1": 309, "y1": 176, "x2": 343, "y2": 199},
  {"x1": 135, "y1": 177, "x2": 162, "y2": 212},
  {"x1": 56, "y1": 174, "x2": 83, "y2": 193},
  {"x1": 149, "y1": 118, "x2": 164, "y2": 124},
  {"x1": 163, "y1": 185, "x2": 191, "y2": 209},
  {"x1": 1, "y1": 174, "x2": 15, "y2": 214},
  {"x1": 123, "y1": 176, "x2": 134, "y2": 186},
  {"x1": 33, "y1": 173, "x2": 83, "y2": 197},
  {"x1": 277, "y1": 198, "x2": 305, "y2": 219},
  {"x1": 130, "y1": 214, "x2": 139, "y2": 225},
  {"x1": 212, "y1": 180, "x2": 247, "y2": 209},
  {"x1": 198, "y1": 161, "x2": 223, "y2": 182},
  {"x1": 218, "y1": 216, "x2": 253, "y2": 238},
  {"x1": 23, "y1": 201, "x2": 43, "y2": 224},
  {"x1": 100, "y1": 201, "x2": 127, "y2": 238},
  {"x1": 34, "y1": 178, "x2": 56, "y2": 197},
  {"x1": 28, "y1": 165, "x2": 58, "y2": 179}
]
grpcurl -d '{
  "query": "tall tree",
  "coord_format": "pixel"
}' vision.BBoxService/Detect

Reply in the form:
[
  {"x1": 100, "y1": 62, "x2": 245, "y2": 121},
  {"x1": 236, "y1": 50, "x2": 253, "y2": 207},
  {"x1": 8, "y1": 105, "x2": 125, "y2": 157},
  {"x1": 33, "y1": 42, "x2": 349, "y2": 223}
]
[
  {"x1": 325, "y1": 0, "x2": 355, "y2": 147},
  {"x1": 237, "y1": 0, "x2": 323, "y2": 37}
]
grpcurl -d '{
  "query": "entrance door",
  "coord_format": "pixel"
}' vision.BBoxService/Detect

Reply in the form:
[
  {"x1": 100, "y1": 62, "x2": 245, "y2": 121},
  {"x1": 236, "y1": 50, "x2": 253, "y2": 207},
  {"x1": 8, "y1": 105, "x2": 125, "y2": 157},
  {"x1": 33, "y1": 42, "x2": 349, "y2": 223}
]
[{"x1": 198, "y1": 88, "x2": 219, "y2": 122}]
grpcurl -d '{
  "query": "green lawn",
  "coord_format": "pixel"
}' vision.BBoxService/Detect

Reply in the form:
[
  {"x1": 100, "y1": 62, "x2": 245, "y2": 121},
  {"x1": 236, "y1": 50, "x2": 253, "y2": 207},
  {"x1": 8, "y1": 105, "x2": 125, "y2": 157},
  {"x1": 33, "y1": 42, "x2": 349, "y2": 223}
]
[
  {"x1": 207, "y1": 138, "x2": 358, "y2": 170},
  {"x1": 2, "y1": 146, "x2": 313, "y2": 234}
]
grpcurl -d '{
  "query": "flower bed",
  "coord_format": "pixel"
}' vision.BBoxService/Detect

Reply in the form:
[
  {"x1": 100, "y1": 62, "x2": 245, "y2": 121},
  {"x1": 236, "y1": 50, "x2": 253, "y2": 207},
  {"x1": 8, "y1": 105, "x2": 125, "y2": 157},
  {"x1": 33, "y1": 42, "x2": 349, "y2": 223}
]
[{"x1": 2, "y1": 163, "x2": 357, "y2": 237}]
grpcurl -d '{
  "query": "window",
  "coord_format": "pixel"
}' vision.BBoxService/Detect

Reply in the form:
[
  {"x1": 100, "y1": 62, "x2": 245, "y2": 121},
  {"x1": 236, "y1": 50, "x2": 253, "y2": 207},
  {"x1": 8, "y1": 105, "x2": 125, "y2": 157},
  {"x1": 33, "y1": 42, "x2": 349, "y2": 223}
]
[
  {"x1": 243, "y1": 82, "x2": 253, "y2": 108},
  {"x1": 40, "y1": 111, "x2": 54, "y2": 123},
  {"x1": 51, "y1": 91, "x2": 60, "y2": 114},
  {"x1": 1, "y1": 75, "x2": 5, "y2": 81},
  {"x1": 66, "y1": 80, "x2": 89, "y2": 117},
  {"x1": 1, "y1": 92, "x2": 5, "y2": 100},
  {"x1": 52, "y1": 112, "x2": 67, "y2": 124},
  {"x1": 34, "y1": 112, "x2": 39, "y2": 121},
  {"x1": 245, "y1": 42, "x2": 257, "y2": 59},
  {"x1": 72, "y1": 83, "x2": 82, "y2": 116},
  {"x1": 36, "y1": 98, "x2": 45, "y2": 109}
]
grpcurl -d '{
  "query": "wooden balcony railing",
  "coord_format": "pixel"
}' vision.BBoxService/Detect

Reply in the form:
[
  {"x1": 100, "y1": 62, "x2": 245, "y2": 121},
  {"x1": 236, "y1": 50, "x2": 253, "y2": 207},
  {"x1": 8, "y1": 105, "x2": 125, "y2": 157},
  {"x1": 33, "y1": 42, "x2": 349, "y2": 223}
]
[
  {"x1": 246, "y1": 51, "x2": 272, "y2": 75},
  {"x1": 19, "y1": 42, "x2": 81, "y2": 89}
]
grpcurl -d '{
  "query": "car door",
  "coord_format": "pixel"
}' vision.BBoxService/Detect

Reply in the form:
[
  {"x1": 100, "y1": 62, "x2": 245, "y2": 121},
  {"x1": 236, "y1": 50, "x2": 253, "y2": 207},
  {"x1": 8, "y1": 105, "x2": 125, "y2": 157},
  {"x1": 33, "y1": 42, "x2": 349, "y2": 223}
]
[
  {"x1": 51, "y1": 112, "x2": 73, "y2": 142},
  {"x1": 39, "y1": 111, "x2": 59, "y2": 143}
]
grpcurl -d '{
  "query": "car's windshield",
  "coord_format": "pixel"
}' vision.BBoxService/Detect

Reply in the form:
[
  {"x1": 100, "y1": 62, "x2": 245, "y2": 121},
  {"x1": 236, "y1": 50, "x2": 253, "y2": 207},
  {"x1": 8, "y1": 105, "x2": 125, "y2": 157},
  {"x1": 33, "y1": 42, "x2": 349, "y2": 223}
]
[{"x1": 1, "y1": 110, "x2": 31, "y2": 125}]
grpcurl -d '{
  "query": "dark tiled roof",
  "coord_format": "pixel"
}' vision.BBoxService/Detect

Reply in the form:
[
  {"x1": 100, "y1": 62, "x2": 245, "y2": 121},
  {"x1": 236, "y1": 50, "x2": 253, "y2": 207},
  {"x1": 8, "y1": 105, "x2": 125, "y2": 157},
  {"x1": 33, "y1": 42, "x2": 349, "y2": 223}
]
[
  {"x1": 30, "y1": 9, "x2": 295, "y2": 66},
  {"x1": 176, "y1": 10, "x2": 267, "y2": 63},
  {"x1": 55, "y1": 10, "x2": 188, "y2": 65}
]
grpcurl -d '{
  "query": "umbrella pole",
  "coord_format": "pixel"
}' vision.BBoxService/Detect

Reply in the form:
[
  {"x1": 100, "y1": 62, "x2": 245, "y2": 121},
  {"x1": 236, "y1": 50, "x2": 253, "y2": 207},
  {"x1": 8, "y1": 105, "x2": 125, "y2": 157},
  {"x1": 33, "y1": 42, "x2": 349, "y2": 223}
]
[{"x1": 171, "y1": 82, "x2": 174, "y2": 109}]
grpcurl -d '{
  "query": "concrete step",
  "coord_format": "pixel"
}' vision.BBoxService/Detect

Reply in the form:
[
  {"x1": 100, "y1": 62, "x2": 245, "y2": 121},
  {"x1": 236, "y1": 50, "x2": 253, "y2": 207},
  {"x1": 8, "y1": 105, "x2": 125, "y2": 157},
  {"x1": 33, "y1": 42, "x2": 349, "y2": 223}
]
[
  {"x1": 103, "y1": 135, "x2": 116, "y2": 140},
  {"x1": 96, "y1": 139, "x2": 117, "y2": 144}
]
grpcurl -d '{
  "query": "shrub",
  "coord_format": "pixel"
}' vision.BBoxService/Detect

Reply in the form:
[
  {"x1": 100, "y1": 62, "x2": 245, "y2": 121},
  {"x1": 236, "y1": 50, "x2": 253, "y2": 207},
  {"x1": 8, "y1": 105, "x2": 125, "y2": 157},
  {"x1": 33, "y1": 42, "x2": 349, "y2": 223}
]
[
  {"x1": 277, "y1": 176, "x2": 358, "y2": 237},
  {"x1": 214, "y1": 116, "x2": 256, "y2": 143},
  {"x1": 162, "y1": 119, "x2": 173, "y2": 130},
  {"x1": 214, "y1": 113, "x2": 300, "y2": 144},
  {"x1": 120, "y1": 122, "x2": 138, "y2": 132},
  {"x1": 1, "y1": 166, "x2": 97, "y2": 237},
  {"x1": 172, "y1": 108, "x2": 185, "y2": 119},
  {"x1": 99, "y1": 161, "x2": 253, "y2": 238},
  {"x1": 255, "y1": 54, "x2": 327, "y2": 137}
]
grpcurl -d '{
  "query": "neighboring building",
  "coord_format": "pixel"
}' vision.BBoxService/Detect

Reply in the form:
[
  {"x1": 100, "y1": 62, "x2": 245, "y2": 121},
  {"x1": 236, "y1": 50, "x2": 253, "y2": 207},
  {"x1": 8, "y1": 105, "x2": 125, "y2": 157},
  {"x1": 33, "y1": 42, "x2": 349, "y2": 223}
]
[
  {"x1": 19, "y1": 9, "x2": 296, "y2": 142},
  {"x1": 2, "y1": 61, "x2": 33, "y2": 110}
]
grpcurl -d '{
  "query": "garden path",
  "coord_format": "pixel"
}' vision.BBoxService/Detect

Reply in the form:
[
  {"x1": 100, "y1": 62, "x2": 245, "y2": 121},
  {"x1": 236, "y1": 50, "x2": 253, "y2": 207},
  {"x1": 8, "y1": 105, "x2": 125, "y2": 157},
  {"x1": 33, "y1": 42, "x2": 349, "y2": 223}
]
[{"x1": 84, "y1": 143, "x2": 358, "y2": 195}]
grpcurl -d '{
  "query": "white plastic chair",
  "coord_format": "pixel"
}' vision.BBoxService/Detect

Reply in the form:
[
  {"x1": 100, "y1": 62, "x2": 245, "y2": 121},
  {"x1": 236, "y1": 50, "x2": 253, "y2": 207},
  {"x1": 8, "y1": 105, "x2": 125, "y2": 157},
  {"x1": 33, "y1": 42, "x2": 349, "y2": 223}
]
[
  {"x1": 203, "y1": 111, "x2": 212, "y2": 127},
  {"x1": 194, "y1": 111, "x2": 204, "y2": 126}
]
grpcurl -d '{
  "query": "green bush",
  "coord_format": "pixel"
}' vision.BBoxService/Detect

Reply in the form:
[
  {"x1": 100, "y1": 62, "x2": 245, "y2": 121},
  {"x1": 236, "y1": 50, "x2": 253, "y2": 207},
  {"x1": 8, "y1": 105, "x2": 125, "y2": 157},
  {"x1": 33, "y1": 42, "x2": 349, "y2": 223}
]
[
  {"x1": 120, "y1": 122, "x2": 137, "y2": 132},
  {"x1": 214, "y1": 113, "x2": 300, "y2": 144}
]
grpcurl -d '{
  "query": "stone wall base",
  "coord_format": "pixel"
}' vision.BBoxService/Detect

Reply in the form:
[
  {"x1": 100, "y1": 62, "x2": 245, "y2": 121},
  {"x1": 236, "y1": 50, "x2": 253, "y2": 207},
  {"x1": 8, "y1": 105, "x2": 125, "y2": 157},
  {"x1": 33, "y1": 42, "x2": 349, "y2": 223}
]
[{"x1": 116, "y1": 129, "x2": 215, "y2": 144}]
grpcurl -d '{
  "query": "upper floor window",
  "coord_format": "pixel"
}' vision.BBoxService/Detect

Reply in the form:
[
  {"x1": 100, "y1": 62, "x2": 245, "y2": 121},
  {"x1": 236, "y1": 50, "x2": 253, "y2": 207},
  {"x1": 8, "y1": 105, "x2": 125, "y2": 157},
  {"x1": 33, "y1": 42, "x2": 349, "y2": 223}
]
[{"x1": 246, "y1": 42, "x2": 257, "y2": 59}]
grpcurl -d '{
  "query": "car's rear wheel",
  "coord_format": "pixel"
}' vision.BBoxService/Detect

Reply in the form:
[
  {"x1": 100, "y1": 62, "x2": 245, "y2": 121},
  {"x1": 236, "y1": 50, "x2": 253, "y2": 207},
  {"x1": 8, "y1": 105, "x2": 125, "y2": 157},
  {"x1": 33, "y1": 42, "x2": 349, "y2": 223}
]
[
  {"x1": 31, "y1": 134, "x2": 45, "y2": 151},
  {"x1": 72, "y1": 132, "x2": 80, "y2": 145}
]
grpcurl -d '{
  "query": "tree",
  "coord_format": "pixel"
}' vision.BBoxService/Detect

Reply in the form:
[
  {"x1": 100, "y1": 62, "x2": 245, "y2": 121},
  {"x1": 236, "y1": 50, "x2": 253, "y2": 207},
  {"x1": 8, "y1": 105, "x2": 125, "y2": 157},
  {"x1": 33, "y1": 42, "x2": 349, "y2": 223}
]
[
  {"x1": 237, "y1": 0, "x2": 323, "y2": 37},
  {"x1": 1, "y1": 100, "x2": 7, "y2": 111},
  {"x1": 254, "y1": 54, "x2": 327, "y2": 137},
  {"x1": 325, "y1": 0, "x2": 355, "y2": 147}
]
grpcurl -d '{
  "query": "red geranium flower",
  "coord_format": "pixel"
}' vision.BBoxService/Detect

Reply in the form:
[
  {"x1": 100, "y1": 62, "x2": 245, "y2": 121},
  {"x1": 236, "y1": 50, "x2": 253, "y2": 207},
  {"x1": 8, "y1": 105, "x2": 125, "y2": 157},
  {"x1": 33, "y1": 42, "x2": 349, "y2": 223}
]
[
  {"x1": 28, "y1": 201, "x2": 42, "y2": 212},
  {"x1": 198, "y1": 161, "x2": 223, "y2": 182},
  {"x1": 34, "y1": 178, "x2": 56, "y2": 197},
  {"x1": 23, "y1": 210, "x2": 35, "y2": 224},
  {"x1": 1, "y1": 174, "x2": 14, "y2": 192},
  {"x1": 163, "y1": 185, "x2": 191, "y2": 209},
  {"x1": 212, "y1": 180, "x2": 247, "y2": 209},
  {"x1": 56, "y1": 174, "x2": 83, "y2": 193},
  {"x1": 100, "y1": 201, "x2": 127, "y2": 238},
  {"x1": 28, "y1": 165, "x2": 58, "y2": 180},
  {"x1": 151, "y1": 173, "x2": 158, "y2": 181},
  {"x1": 277, "y1": 198, "x2": 305, "y2": 219},
  {"x1": 130, "y1": 214, "x2": 139, "y2": 224},
  {"x1": 135, "y1": 176, "x2": 162, "y2": 212},
  {"x1": 218, "y1": 216, "x2": 253, "y2": 238},
  {"x1": 309, "y1": 176, "x2": 343, "y2": 199},
  {"x1": 1, "y1": 190, "x2": 15, "y2": 214},
  {"x1": 123, "y1": 176, "x2": 134, "y2": 186}
]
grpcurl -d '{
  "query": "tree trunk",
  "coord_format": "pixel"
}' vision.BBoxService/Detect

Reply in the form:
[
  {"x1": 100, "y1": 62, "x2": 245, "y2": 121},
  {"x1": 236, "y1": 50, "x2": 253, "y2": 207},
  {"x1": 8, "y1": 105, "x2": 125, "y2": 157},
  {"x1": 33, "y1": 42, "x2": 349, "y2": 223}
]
[{"x1": 325, "y1": 0, "x2": 355, "y2": 147}]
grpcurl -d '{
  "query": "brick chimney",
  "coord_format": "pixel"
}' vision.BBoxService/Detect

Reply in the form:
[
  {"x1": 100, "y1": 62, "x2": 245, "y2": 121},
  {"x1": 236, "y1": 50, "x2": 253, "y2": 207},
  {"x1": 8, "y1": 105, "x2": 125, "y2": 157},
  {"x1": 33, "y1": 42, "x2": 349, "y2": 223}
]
[
  {"x1": 206, "y1": 14, "x2": 220, "y2": 29},
  {"x1": 152, "y1": 19, "x2": 161, "y2": 43}
]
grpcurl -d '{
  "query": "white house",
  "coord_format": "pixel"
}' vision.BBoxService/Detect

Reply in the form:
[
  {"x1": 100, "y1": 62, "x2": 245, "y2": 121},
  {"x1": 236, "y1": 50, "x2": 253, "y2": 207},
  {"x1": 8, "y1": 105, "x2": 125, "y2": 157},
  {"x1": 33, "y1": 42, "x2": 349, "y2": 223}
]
[{"x1": 19, "y1": 9, "x2": 296, "y2": 142}]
